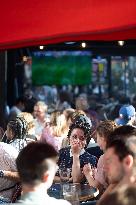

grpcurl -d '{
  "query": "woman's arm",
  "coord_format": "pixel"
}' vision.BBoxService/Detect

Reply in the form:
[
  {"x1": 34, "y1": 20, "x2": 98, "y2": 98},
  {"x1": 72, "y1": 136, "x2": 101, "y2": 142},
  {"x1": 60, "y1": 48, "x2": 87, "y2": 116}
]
[
  {"x1": 2, "y1": 170, "x2": 20, "y2": 182},
  {"x1": 83, "y1": 164, "x2": 104, "y2": 193},
  {"x1": 72, "y1": 154, "x2": 83, "y2": 182},
  {"x1": 71, "y1": 143, "x2": 83, "y2": 183}
]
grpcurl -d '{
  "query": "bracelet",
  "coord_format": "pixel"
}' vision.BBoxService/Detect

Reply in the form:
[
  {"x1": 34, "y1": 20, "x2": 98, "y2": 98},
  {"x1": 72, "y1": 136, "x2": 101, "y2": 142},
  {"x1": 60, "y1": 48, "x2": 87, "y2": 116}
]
[{"x1": 0, "y1": 170, "x2": 4, "y2": 178}]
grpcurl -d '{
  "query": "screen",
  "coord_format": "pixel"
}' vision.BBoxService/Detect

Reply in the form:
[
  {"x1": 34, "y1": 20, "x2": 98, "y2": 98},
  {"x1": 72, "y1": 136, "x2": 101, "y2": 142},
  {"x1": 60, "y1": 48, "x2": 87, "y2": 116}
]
[{"x1": 32, "y1": 51, "x2": 92, "y2": 85}]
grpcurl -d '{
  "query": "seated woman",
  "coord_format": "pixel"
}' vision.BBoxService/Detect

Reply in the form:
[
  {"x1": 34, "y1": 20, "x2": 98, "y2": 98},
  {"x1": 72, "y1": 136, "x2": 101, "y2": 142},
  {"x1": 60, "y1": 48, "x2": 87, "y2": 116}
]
[
  {"x1": 0, "y1": 142, "x2": 18, "y2": 203},
  {"x1": 18, "y1": 112, "x2": 37, "y2": 142},
  {"x1": 83, "y1": 120, "x2": 117, "y2": 193},
  {"x1": 5, "y1": 117, "x2": 28, "y2": 152},
  {"x1": 41, "y1": 111, "x2": 68, "y2": 151},
  {"x1": 0, "y1": 116, "x2": 36, "y2": 202},
  {"x1": 57, "y1": 115, "x2": 97, "y2": 183}
]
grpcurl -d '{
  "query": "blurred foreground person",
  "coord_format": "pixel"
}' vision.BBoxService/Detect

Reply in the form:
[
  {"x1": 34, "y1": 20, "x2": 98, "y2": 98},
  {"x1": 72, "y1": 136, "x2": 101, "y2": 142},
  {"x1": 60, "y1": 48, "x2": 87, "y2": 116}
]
[
  {"x1": 98, "y1": 185, "x2": 136, "y2": 205},
  {"x1": 16, "y1": 142, "x2": 70, "y2": 205},
  {"x1": 0, "y1": 143, "x2": 18, "y2": 203},
  {"x1": 104, "y1": 136, "x2": 136, "y2": 187},
  {"x1": 99, "y1": 126, "x2": 136, "y2": 202}
]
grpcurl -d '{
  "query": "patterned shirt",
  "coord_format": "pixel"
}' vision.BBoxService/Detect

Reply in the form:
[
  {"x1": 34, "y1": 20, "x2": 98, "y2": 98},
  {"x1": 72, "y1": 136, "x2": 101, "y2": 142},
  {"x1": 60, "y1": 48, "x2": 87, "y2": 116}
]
[
  {"x1": 9, "y1": 139, "x2": 28, "y2": 152},
  {"x1": 58, "y1": 146, "x2": 97, "y2": 173},
  {"x1": 0, "y1": 142, "x2": 18, "y2": 200}
]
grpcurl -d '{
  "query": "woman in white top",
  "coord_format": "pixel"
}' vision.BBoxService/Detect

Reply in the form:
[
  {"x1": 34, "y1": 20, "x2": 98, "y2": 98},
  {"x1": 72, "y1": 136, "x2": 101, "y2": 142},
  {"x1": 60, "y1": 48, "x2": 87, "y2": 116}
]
[{"x1": 5, "y1": 117, "x2": 28, "y2": 152}]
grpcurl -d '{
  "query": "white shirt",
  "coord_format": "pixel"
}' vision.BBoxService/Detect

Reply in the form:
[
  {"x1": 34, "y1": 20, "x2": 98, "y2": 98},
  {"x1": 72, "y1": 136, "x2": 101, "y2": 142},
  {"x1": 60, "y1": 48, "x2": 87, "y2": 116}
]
[
  {"x1": 70, "y1": 148, "x2": 85, "y2": 157},
  {"x1": 9, "y1": 139, "x2": 27, "y2": 152},
  {"x1": 18, "y1": 190, "x2": 71, "y2": 205},
  {"x1": 34, "y1": 119, "x2": 46, "y2": 140},
  {"x1": 0, "y1": 142, "x2": 18, "y2": 200}
]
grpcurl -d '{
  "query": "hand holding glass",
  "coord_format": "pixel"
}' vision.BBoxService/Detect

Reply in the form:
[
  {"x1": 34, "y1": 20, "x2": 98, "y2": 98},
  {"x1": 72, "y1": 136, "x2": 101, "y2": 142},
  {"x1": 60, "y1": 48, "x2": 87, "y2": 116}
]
[{"x1": 59, "y1": 168, "x2": 71, "y2": 183}]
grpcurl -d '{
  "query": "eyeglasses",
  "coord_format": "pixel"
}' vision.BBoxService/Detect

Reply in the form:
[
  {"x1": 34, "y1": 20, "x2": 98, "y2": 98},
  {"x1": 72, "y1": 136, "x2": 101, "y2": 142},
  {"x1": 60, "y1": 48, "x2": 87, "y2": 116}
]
[{"x1": 71, "y1": 134, "x2": 85, "y2": 141}]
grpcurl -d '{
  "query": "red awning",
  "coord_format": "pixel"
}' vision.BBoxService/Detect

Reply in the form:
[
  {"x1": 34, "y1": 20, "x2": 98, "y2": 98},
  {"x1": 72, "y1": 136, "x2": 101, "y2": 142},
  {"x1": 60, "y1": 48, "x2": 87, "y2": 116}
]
[{"x1": 1, "y1": 0, "x2": 136, "y2": 49}]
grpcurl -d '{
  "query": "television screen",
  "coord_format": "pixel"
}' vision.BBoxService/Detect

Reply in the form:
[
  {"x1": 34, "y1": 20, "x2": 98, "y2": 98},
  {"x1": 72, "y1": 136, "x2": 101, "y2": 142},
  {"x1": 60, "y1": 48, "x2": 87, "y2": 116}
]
[{"x1": 32, "y1": 51, "x2": 92, "y2": 85}]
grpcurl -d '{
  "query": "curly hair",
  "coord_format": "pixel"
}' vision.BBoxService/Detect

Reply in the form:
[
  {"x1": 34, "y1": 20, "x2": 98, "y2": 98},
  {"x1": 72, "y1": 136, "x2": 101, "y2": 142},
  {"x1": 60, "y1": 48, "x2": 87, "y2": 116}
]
[
  {"x1": 67, "y1": 115, "x2": 92, "y2": 144},
  {"x1": 96, "y1": 120, "x2": 117, "y2": 143},
  {"x1": 8, "y1": 117, "x2": 28, "y2": 140}
]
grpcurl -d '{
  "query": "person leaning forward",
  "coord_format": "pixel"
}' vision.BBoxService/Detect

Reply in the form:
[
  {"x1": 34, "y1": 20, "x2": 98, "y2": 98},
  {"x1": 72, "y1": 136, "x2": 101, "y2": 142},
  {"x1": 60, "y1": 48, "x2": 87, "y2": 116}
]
[{"x1": 16, "y1": 142, "x2": 70, "y2": 205}]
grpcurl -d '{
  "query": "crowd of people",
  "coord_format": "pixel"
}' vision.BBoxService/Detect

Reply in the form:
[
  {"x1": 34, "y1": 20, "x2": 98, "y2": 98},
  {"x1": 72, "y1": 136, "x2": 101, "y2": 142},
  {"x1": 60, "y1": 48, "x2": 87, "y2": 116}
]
[{"x1": 0, "y1": 89, "x2": 136, "y2": 204}]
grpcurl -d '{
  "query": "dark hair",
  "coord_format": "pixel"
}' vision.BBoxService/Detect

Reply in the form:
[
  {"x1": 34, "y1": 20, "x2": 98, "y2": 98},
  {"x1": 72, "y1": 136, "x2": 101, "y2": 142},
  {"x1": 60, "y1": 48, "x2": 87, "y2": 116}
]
[
  {"x1": 107, "y1": 138, "x2": 136, "y2": 177},
  {"x1": 96, "y1": 120, "x2": 117, "y2": 144},
  {"x1": 8, "y1": 117, "x2": 28, "y2": 140},
  {"x1": 107, "y1": 125, "x2": 136, "y2": 148},
  {"x1": 15, "y1": 96, "x2": 25, "y2": 105},
  {"x1": 98, "y1": 185, "x2": 136, "y2": 205},
  {"x1": 67, "y1": 115, "x2": 92, "y2": 145},
  {"x1": 16, "y1": 142, "x2": 58, "y2": 185},
  {"x1": 107, "y1": 135, "x2": 136, "y2": 163}
]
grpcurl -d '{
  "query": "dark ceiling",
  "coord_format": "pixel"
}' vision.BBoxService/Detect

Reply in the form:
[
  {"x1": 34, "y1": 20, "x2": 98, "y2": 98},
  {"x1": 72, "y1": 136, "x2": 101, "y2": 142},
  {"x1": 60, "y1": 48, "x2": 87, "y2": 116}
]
[
  {"x1": 10, "y1": 40, "x2": 136, "y2": 59},
  {"x1": 27, "y1": 40, "x2": 136, "y2": 56}
]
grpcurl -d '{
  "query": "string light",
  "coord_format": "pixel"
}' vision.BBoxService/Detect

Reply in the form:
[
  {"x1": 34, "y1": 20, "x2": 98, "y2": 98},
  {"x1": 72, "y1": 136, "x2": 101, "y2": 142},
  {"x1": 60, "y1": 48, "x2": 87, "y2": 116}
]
[
  {"x1": 81, "y1": 42, "x2": 86, "y2": 48},
  {"x1": 39, "y1": 46, "x2": 44, "y2": 50},
  {"x1": 118, "y1": 41, "x2": 124, "y2": 46}
]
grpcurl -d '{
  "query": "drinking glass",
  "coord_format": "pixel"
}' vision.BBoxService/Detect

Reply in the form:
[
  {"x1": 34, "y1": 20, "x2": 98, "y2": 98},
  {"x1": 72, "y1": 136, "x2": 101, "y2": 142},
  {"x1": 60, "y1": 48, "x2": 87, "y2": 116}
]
[
  {"x1": 59, "y1": 168, "x2": 71, "y2": 183},
  {"x1": 62, "y1": 183, "x2": 79, "y2": 205}
]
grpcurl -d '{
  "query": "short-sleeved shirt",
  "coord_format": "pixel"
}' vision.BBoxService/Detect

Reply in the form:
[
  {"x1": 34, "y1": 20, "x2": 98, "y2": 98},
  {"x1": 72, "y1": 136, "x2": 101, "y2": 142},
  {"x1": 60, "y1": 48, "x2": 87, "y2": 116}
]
[
  {"x1": 0, "y1": 142, "x2": 18, "y2": 200},
  {"x1": 95, "y1": 154, "x2": 108, "y2": 189},
  {"x1": 58, "y1": 146, "x2": 97, "y2": 171}
]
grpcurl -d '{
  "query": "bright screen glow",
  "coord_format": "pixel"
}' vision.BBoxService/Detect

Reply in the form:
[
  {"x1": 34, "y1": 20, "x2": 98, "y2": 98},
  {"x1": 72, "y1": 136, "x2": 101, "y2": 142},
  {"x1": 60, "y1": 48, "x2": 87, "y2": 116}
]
[{"x1": 32, "y1": 51, "x2": 92, "y2": 85}]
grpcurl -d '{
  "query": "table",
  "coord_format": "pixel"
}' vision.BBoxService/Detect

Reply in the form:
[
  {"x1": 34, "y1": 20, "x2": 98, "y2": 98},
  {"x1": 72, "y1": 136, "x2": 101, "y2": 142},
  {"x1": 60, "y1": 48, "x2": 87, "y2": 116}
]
[{"x1": 48, "y1": 183, "x2": 99, "y2": 204}]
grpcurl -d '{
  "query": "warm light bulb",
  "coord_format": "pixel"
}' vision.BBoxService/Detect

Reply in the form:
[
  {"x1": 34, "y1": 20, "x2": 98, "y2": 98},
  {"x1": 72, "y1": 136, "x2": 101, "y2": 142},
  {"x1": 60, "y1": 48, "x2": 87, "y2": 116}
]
[
  {"x1": 39, "y1": 46, "x2": 44, "y2": 50},
  {"x1": 81, "y1": 42, "x2": 86, "y2": 48},
  {"x1": 118, "y1": 41, "x2": 124, "y2": 46}
]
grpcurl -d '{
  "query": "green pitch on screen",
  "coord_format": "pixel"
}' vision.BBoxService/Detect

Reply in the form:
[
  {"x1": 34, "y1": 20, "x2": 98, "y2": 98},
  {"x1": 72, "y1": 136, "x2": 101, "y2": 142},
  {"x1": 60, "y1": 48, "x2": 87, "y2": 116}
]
[{"x1": 32, "y1": 54, "x2": 92, "y2": 85}]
